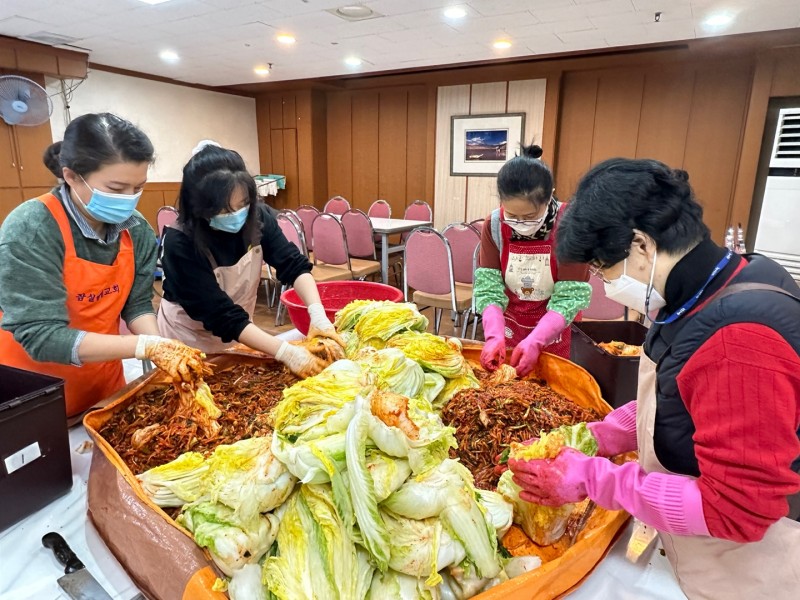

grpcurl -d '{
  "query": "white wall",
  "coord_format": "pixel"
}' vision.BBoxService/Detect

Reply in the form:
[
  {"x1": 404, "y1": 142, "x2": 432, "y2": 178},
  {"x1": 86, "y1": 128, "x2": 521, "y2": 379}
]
[{"x1": 46, "y1": 70, "x2": 258, "y2": 182}]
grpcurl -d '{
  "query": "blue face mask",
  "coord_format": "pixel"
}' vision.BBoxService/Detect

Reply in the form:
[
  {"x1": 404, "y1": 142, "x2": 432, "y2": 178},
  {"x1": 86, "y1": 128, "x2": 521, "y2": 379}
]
[
  {"x1": 209, "y1": 206, "x2": 249, "y2": 233},
  {"x1": 78, "y1": 176, "x2": 142, "y2": 224}
]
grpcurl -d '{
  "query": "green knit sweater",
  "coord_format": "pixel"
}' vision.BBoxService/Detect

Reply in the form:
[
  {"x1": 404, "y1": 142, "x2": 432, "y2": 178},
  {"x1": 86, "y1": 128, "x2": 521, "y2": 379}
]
[{"x1": 0, "y1": 194, "x2": 157, "y2": 364}]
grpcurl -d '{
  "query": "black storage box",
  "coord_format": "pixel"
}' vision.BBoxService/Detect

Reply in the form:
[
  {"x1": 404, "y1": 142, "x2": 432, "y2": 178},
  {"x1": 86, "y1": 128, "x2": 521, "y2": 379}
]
[
  {"x1": 0, "y1": 365, "x2": 71, "y2": 532},
  {"x1": 570, "y1": 321, "x2": 648, "y2": 408}
]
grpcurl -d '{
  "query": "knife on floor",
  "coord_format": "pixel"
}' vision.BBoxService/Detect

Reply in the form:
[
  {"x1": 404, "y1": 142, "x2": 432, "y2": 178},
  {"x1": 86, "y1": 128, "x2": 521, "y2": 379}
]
[{"x1": 42, "y1": 532, "x2": 115, "y2": 600}]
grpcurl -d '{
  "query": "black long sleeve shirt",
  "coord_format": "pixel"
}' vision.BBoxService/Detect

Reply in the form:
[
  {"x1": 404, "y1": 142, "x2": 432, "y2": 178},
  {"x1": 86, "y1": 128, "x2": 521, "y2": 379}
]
[{"x1": 161, "y1": 203, "x2": 312, "y2": 342}]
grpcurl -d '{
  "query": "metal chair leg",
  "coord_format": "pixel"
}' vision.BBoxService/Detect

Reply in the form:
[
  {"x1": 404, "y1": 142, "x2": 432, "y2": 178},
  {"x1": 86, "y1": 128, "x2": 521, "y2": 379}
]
[
  {"x1": 461, "y1": 308, "x2": 471, "y2": 338},
  {"x1": 472, "y1": 313, "x2": 480, "y2": 340},
  {"x1": 434, "y1": 308, "x2": 442, "y2": 334}
]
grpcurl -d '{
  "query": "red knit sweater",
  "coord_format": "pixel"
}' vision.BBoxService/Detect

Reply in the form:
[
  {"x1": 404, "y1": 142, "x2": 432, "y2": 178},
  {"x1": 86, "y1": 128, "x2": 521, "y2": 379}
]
[{"x1": 676, "y1": 322, "x2": 800, "y2": 542}]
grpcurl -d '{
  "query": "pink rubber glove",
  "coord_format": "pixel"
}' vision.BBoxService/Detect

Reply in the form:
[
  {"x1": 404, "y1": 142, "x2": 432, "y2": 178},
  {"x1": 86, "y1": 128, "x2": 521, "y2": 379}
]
[
  {"x1": 510, "y1": 310, "x2": 566, "y2": 377},
  {"x1": 480, "y1": 304, "x2": 507, "y2": 371},
  {"x1": 586, "y1": 401, "x2": 639, "y2": 457},
  {"x1": 508, "y1": 448, "x2": 710, "y2": 537}
]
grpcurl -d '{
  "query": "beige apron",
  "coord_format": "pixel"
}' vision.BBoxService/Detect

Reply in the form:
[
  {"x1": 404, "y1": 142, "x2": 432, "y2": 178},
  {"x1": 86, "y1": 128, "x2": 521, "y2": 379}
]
[
  {"x1": 158, "y1": 237, "x2": 263, "y2": 354},
  {"x1": 636, "y1": 353, "x2": 800, "y2": 599}
]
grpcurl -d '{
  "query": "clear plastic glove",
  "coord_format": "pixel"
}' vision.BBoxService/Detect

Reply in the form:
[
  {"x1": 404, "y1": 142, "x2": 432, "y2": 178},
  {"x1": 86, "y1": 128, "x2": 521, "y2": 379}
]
[
  {"x1": 275, "y1": 341, "x2": 327, "y2": 378},
  {"x1": 480, "y1": 304, "x2": 507, "y2": 371},
  {"x1": 306, "y1": 302, "x2": 344, "y2": 347},
  {"x1": 586, "y1": 400, "x2": 639, "y2": 457},
  {"x1": 509, "y1": 310, "x2": 566, "y2": 377},
  {"x1": 508, "y1": 448, "x2": 709, "y2": 536},
  {"x1": 135, "y1": 335, "x2": 206, "y2": 382}
]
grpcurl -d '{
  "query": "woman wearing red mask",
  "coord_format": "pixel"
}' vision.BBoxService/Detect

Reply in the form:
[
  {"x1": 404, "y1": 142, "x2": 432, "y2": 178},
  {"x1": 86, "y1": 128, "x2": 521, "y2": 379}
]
[{"x1": 473, "y1": 144, "x2": 591, "y2": 377}]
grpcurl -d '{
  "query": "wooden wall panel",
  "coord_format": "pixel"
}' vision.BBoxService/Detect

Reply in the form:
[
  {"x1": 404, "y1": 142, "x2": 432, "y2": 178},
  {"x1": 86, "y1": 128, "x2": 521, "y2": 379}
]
[
  {"x1": 270, "y1": 129, "x2": 285, "y2": 176},
  {"x1": 683, "y1": 62, "x2": 753, "y2": 239},
  {"x1": 269, "y1": 97, "x2": 283, "y2": 130},
  {"x1": 255, "y1": 97, "x2": 272, "y2": 174},
  {"x1": 466, "y1": 82, "x2": 507, "y2": 224},
  {"x1": 378, "y1": 90, "x2": 408, "y2": 215},
  {"x1": 591, "y1": 70, "x2": 645, "y2": 163},
  {"x1": 14, "y1": 122, "x2": 57, "y2": 188},
  {"x1": 508, "y1": 79, "x2": 547, "y2": 148},
  {"x1": 0, "y1": 188, "x2": 22, "y2": 223},
  {"x1": 434, "y1": 85, "x2": 470, "y2": 229},
  {"x1": 406, "y1": 87, "x2": 429, "y2": 208},
  {"x1": 636, "y1": 67, "x2": 695, "y2": 165},
  {"x1": 326, "y1": 92, "x2": 353, "y2": 201},
  {"x1": 310, "y1": 90, "x2": 328, "y2": 207},
  {"x1": 282, "y1": 129, "x2": 299, "y2": 209},
  {"x1": 351, "y1": 92, "x2": 380, "y2": 211},
  {"x1": 770, "y1": 48, "x2": 800, "y2": 97},
  {"x1": 294, "y1": 91, "x2": 312, "y2": 205},
  {"x1": 555, "y1": 73, "x2": 598, "y2": 200},
  {"x1": 282, "y1": 95, "x2": 296, "y2": 128},
  {"x1": 138, "y1": 190, "x2": 165, "y2": 231}
]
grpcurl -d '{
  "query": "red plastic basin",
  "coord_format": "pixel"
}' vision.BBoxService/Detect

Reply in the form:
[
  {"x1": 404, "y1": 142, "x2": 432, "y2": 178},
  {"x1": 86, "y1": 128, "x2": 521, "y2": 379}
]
[{"x1": 280, "y1": 281, "x2": 405, "y2": 335}]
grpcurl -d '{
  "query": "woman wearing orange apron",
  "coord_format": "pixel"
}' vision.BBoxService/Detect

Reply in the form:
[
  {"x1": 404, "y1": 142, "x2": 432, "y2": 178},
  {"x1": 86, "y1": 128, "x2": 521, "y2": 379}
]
[
  {"x1": 474, "y1": 144, "x2": 591, "y2": 377},
  {"x1": 509, "y1": 158, "x2": 800, "y2": 598},
  {"x1": 0, "y1": 113, "x2": 204, "y2": 418},
  {"x1": 157, "y1": 143, "x2": 342, "y2": 379}
]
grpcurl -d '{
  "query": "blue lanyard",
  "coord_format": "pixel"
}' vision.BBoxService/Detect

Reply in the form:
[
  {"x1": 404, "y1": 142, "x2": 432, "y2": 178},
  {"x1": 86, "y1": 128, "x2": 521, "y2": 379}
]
[{"x1": 652, "y1": 251, "x2": 733, "y2": 325}]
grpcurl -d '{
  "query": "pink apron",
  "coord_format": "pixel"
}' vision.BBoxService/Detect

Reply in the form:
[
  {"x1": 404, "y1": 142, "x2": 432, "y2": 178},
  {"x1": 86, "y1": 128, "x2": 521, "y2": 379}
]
[
  {"x1": 157, "y1": 227, "x2": 263, "y2": 354},
  {"x1": 636, "y1": 353, "x2": 800, "y2": 598},
  {"x1": 499, "y1": 206, "x2": 570, "y2": 358}
]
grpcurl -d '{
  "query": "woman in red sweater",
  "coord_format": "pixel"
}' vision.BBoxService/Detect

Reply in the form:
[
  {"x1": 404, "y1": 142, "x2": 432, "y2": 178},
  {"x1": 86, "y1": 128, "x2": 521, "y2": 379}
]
[{"x1": 509, "y1": 158, "x2": 800, "y2": 599}]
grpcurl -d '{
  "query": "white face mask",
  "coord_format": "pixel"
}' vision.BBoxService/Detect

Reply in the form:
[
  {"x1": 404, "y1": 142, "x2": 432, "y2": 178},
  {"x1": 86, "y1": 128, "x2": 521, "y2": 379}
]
[
  {"x1": 603, "y1": 251, "x2": 666, "y2": 316},
  {"x1": 505, "y1": 218, "x2": 544, "y2": 237}
]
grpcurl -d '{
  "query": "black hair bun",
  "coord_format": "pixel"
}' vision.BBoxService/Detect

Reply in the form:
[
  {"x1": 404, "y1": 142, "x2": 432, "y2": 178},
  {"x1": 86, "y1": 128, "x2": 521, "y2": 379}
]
[
  {"x1": 43, "y1": 141, "x2": 63, "y2": 178},
  {"x1": 672, "y1": 168, "x2": 689, "y2": 182},
  {"x1": 521, "y1": 144, "x2": 543, "y2": 159}
]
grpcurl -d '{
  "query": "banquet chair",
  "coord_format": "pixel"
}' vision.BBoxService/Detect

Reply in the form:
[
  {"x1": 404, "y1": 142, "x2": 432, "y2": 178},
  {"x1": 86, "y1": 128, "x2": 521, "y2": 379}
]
[
  {"x1": 367, "y1": 199, "x2": 392, "y2": 219},
  {"x1": 443, "y1": 223, "x2": 482, "y2": 336},
  {"x1": 296, "y1": 205, "x2": 320, "y2": 251},
  {"x1": 154, "y1": 205, "x2": 179, "y2": 293},
  {"x1": 401, "y1": 200, "x2": 433, "y2": 242},
  {"x1": 404, "y1": 227, "x2": 471, "y2": 334},
  {"x1": 272, "y1": 212, "x2": 349, "y2": 326},
  {"x1": 469, "y1": 218, "x2": 485, "y2": 235},
  {"x1": 583, "y1": 273, "x2": 627, "y2": 320},
  {"x1": 312, "y1": 213, "x2": 380, "y2": 281},
  {"x1": 323, "y1": 195, "x2": 350, "y2": 215}
]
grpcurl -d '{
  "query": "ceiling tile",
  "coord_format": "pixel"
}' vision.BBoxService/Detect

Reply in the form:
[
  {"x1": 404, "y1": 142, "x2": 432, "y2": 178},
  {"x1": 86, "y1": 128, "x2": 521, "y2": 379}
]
[
  {"x1": 448, "y1": 11, "x2": 539, "y2": 34},
  {"x1": 363, "y1": 0, "x2": 455, "y2": 17},
  {"x1": 468, "y1": 0, "x2": 573, "y2": 17},
  {"x1": 0, "y1": 16, "x2": 50, "y2": 37}
]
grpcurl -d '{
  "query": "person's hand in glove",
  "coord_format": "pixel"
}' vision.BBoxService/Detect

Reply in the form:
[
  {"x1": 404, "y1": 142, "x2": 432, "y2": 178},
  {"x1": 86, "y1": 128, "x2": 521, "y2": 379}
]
[
  {"x1": 586, "y1": 400, "x2": 638, "y2": 457},
  {"x1": 136, "y1": 336, "x2": 206, "y2": 382},
  {"x1": 306, "y1": 302, "x2": 344, "y2": 347},
  {"x1": 480, "y1": 304, "x2": 507, "y2": 371},
  {"x1": 510, "y1": 310, "x2": 566, "y2": 377},
  {"x1": 508, "y1": 448, "x2": 709, "y2": 537},
  {"x1": 275, "y1": 340, "x2": 327, "y2": 378}
]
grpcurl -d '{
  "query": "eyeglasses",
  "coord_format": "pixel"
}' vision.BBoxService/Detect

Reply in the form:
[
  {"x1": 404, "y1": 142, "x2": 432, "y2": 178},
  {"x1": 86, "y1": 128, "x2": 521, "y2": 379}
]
[
  {"x1": 503, "y1": 215, "x2": 546, "y2": 226},
  {"x1": 588, "y1": 264, "x2": 612, "y2": 284}
]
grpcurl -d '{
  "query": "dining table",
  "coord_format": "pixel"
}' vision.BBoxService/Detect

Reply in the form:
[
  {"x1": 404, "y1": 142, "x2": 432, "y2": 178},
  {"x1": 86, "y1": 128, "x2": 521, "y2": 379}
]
[{"x1": 328, "y1": 214, "x2": 432, "y2": 284}]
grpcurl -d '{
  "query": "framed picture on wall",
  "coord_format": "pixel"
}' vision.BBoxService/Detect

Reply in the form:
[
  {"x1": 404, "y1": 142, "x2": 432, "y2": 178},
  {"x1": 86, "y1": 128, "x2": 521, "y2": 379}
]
[{"x1": 450, "y1": 112, "x2": 526, "y2": 176}]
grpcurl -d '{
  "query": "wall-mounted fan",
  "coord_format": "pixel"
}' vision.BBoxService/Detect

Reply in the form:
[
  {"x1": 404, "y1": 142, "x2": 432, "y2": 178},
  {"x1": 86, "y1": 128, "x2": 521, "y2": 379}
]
[{"x1": 0, "y1": 75, "x2": 53, "y2": 126}]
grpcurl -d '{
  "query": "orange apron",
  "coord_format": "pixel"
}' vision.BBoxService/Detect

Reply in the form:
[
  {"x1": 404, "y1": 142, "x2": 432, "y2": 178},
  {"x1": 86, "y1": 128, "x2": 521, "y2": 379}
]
[{"x1": 0, "y1": 193, "x2": 134, "y2": 417}]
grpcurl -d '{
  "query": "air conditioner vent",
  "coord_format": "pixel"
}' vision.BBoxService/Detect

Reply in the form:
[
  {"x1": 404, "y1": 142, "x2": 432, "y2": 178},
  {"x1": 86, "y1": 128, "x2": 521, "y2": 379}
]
[{"x1": 770, "y1": 108, "x2": 800, "y2": 168}]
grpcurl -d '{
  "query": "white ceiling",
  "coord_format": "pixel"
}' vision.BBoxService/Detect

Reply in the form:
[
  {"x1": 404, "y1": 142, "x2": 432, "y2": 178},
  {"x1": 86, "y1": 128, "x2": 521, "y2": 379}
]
[{"x1": 1, "y1": 0, "x2": 799, "y2": 87}]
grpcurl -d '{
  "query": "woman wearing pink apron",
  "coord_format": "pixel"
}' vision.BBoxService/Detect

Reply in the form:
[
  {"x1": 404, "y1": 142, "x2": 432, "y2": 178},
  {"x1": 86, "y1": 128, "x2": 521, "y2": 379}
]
[
  {"x1": 474, "y1": 144, "x2": 591, "y2": 377},
  {"x1": 509, "y1": 158, "x2": 800, "y2": 598},
  {"x1": 157, "y1": 143, "x2": 342, "y2": 379}
]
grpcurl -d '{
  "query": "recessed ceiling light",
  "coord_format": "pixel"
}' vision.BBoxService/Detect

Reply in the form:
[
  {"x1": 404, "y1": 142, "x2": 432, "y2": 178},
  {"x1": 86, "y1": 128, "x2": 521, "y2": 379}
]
[
  {"x1": 254, "y1": 65, "x2": 271, "y2": 76},
  {"x1": 703, "y1": 11, "x2": 735, "y2": 29},
  {"x1": 159, "y1": 49, "x2": 179, "y2": 63},
  {"x1": 277, "y1": 34, "x2": 296, "y2": 45},
  {"x1": 493, "y1": 40, "x2": 512, "y2": 50},
  {"x1": 444, "y1": 6, "x2": 467, "y2": 19},
  {"x1": 137, "y1": 0, "x2": 174, "y2": 5},
  {"x1": 344, "y1": 56, "x2": 362, "y2": 67}
]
